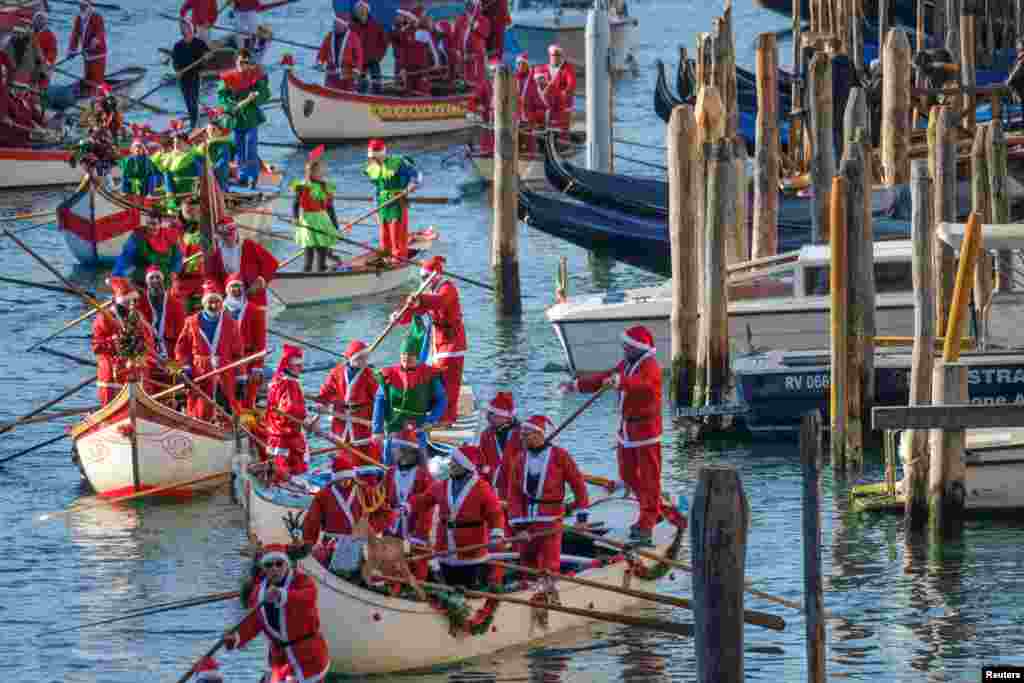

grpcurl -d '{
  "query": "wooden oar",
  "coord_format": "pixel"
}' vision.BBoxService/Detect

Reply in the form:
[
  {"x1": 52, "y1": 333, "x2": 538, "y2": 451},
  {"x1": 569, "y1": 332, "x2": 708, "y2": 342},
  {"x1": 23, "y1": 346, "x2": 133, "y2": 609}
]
[
  {"x1": 270, "y1": 407, "x2": 380, "y2": 469},
  {"x1": 36, "y1": 346, "x2": 97, "y2": 367},
  {"x1": 52, "y1": 65, "x2": 169, "y2": 114},
  {"x1": 151, "y1": 350, "x2": 269, "y2": 401},
  {"x1": 209, "y1": 20, "x2": 320, "y2": 50},
  {"x1": 40, "y1": 590, "x2": 241, "y2": 635},
  {"x1": 0, "y1": 406, "x2": 95, "y2": 430},
  {"x1": 542, "y1": 385, "x2": 610, "y2": 449},
  {"x1": 50, "y1": 0, "x2": 121, "y2": 10},
  {"x1": 0, "y1": 275, "x2": 92, "y2": 297},
  {"x1": 133, "y1": 50, "x2": 218, "y2": 108},
  {"x1": 490, "y1": 559, "x2": 785, "y2": 631},
  {"x1": 175, "y1": 602, "x2": 265, "y2": 683},
  {"x1": 365, "y1": 271, "x2": 437, "y2": 355},
  {"x1": 12, "y1": 209, "x2": 56, "y2": 220},
  {"x1": 29, "y1": 301, "x2": 112, "y2": 349},
  {"x1": 407, "y1": 524, "x2": 567, "y2": 564},
  {"x1": 567, "y1": 526, "x2": 804, "y2": 612},
  {"x1": 38, "y1": 470, "x2": 231, "y2": 521},
  {"x1": 0, "y1": 374, "x2": 95, "y2": 437},
  {"x1": 0, "y1": 432, "x2": 71, "y2": 465},
  {"x1": 379, "y1": 576, "x2": 694, "y2": 638}
]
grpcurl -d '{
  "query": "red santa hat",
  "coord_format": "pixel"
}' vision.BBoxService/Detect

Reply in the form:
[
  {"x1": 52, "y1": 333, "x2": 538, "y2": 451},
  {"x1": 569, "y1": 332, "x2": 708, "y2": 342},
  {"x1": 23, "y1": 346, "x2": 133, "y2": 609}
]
[
  {"x1": 309, "y1": 143, "x2": 325, "y2": 164},
  {"x1": 215, "y1": 215, "x2": 238, "y2": 236},
  {"x1": 436, "y1": 19, "x2": 451, "y2": 34},
  {"x1": 449, "y1": 443, "x2": 480, "y2": 473},
  {"x1": 226, "y1": 272, "x2": 245, "y2": 289},
  {"x1": 331, "y1": 451, "x2": 357, "y2": 480},
  {"x1": 276, "y1": 344, "x2": 304, "y2": 374},
  {"x1": 486, "y1": 391, "x2": 515, "y2": 418},
  {"x1": 367, "y1": 138, "x2": 387, "y2": 159},
  {"x1": 109, "y1": 277, "x2": 139, "y2": 304},
  {"x1": 201, "y1": 279, "x2": 224, "y2": 305},
  {"x1": 419, "y1": 255, "x2": 445, "y2": 278},
  {"x1": 516, "y1": 52, "x2": 529, "y2": 65},
  {"x1": 621, "y1": 325, "x2": 655, "y2": 352},
  {"x1": 548, "y1": 44, "x2": 564, "y2": 55},
  {"x1": 191, "y1": 656, "x2": 222, "y2": 682},
  {"x1": 144, "y1": 265, "x2": 164, "y2": 284},
  {"x1": 522, "y1": 414, "x2": 554, "y2": 437},
  {"x1": 259, "y1": 543, "x2": 293, "y2": 567},
  {"x1": 391, "y1": 422, "x2": 420, "y2": 451},
  {"x1": 343, "y1": 339, "x2": 369, "y2": 361}
]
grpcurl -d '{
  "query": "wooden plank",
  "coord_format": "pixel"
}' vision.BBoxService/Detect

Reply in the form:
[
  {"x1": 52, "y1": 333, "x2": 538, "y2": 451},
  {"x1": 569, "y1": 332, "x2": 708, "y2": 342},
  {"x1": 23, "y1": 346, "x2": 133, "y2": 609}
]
[
  {"x1": 809, "y1": 52, "x2": 834, "y2": 245},
  {"x1": 873, "y1": 403, "x2": 1024, "y2": 430},
  {"x1": 933, "y1": 106, "x2": 958, "y2": 335},
  {"x1": 987, "y1": 119, "x2": 1013, "y2": 292},
  {"x1": 491, "y1": 65, "x2": 521, "y2": 316},
  {"x1": 800, "y1": 412, "x2": 826, "y2": 683},
  {"x1": 960, "y1": 14, "x2": 977, "y2": 137},
  {"x1": 668, "y1": 105, "x2": 699, "y2": 409},
  {"x1": 881, "y1": 29, "x2": 911, "y2": 185},
  {"x1": 928, "y1": 363, "x2": 967, "y2": 535},
  {"x1": 829, "y1": 175, "x2": 849, "y2": 468}
]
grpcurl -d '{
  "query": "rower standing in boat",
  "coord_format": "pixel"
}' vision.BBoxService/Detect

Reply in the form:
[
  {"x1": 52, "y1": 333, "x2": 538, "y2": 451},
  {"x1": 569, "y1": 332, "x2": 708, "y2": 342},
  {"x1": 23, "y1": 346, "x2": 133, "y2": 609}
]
[
  {"x1": 92, "y1": 277, "x2": 156, "y2": 405},
  {"x1": 468, "y1": 57, "x2": 496, "y2": 154},
  {"x1": 117, "y1": 133, "x2": 162, "y2": 197},
  {"x1": 401, "y1": 255, "x2": 467, "y2": 427},
  {"x1": 411, "y1": 444, "x2": 505, "y2": 588},
  {"x1": 218, "y1": 47, "x2": 270, "y2": 189},
  {"x1": 316, "y1": 339, "x2": 380, "y2": 462},
  {"x1": 478, "y1": 391, "x2": 519, "y2": 495},
  {"x1": 67, "y1": 0, "x2": 107, "y2": 96},
  {"x1": 301, "y1": 452, "x2": 373, "y2": 574},
  {"x1": 197, "y1": 108, "x2": 235, "y2": 190},
  {"x1": 178, "y1": 0, "x2": 217, "y2": 43},
  {"x1": 172, "y1": 19, "x2": 210, "y2": 130},
  {"x1": 175, "y1": 279, "x2": 244, "y2": 422},
  {"x1": 224, "y1": 272, "x2": 264, "y2": 408},
  {"x1": 506, "y1": 414, "x2": 589, "y2": 570},
  {"x1": 317, "y1": 14, "x2": 363, "y2": 91},
  {"x1": 32, "y1": 12, "x2": 57, "y2": 90},
  {"x1": 520, "y1": 59, "x2": 550, "y2": 155},
  {"x1": 224, "y1": 543, "x2": 331, "y2": 683},
  {"x1": 160, "y1": 119, "x2": 203, "y2": 204},
  {"x1": 175, "y1": 200, "x2": 208, "y2": 314},
  {"x1": 377, "y1": 423, "x2": 433, "y2": 579},
  {"x1": 112, "y1": 213, "x2": 184, "y2": 289},
  {"x1": 561, "y1": 325, "x2": 662, "y2": 546},
  {"x1": 264, "y1": 344, "x2": 316, "y2": 481},
  {"x1": 291, "y1": 144, "x2": 341, "y2": 273},
  {"x1": 370, "y1": 335, "x2": 446, "y2": 464},
  {"x1": 390, "y1": 9, "x2": 416, "y2": 91},
  {"x1": 535, "y1": 44, "x2": 576, "y2": 141},
  {"x1": 453, "y1": 0, "x2": 489, "y2": 84},
  {"x1": 137, "y1": 265, "x2": 186, "y2": 368},
  {"x1": 364, "y1": 138, "x2": 419, "y2": 261},
  {"x1": 480, "y1": 0, "x2": 508, "y2": 60},
  {"x1": 350, "y1": 0, "x2": 387, "y2": 93}
]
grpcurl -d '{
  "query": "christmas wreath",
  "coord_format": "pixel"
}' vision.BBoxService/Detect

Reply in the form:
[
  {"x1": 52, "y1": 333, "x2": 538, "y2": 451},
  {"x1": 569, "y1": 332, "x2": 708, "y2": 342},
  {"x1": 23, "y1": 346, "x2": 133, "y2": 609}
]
[
  {"x1": 625, "y1": 525, "x2": 684, "y2": 581},
  {"x1": 427, "y1": 587, "x2": 500, "y2": 637},
  {"x1": 115, "y1": 309, "x2": 148, "y2": 366}
]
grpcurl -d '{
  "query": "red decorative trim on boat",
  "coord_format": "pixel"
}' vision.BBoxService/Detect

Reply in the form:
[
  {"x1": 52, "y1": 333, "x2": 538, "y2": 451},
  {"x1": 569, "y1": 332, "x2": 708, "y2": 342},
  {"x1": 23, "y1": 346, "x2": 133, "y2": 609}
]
[
  {"x1": 0, "y1": 148, "x2": 73, "y2": 162},
  {"x1": 288, "y1": 71, "x2": 472, "y2": 106}
]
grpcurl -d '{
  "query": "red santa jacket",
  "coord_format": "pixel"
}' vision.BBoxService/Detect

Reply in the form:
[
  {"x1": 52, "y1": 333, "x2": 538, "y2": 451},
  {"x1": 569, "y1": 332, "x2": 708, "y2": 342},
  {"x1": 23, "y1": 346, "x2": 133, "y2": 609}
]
[
  {"x1": 317, "y1": 29, "x2": 364, "y2": 77},
  {"x1": 535, "y1": 61, "x2": 576, "y2": 112},
  {"x1": 265, "y1": 373, "x2": 307, "y2": 440},
  {"x1": 303, "y1": 480, "x2": 367, "y2": 542},
  {"x1": 236, "y1": 570, "x2": 330, "y2": 683},
  {"x1": 411, "y1": 474, "x2": 504, "y2": 565},
  {"x1": 409, "y1": 280, "x2": 467, "y2": 359},
  {"x1": 174, "y1": 311, "x2": 243, "y2": 397},
  {"x1": 478, "y1": 423, "x2": 520, "y2": 496},
  {"x1": 452, "y1": 12, "x2": 488, "y2": 79},
  {"x1": 68, "y1": 12, "x2": 106, "y2": 62},
  {"x1": 506, "y1": 444, "x2": 588, "y2": 525},
  {"x1": 225, "y1": 297, "x2": 265, "y2": 372},
  {"x1": 317, "y1": 364, "x2": 378, "y2": 445},
  {"x1": 34, "y1": 30, "x2": 57, "y2": 66},
  {"x1": 576, "y1": 353, "x2": 662, "y2": 448},
  {"x1": 481, "y1": 0, "x2": 510, "y2": 32},
  {"x1": 381, "y1": 463, "x2": 433, "y2": 543},
  {"x1": 351, "y1": 15, "x2": 389, "y2": 64},
  {"x1": 469, "y1": 75, "x2": 492, "y2": 121},
  {"x1": 206, "y1": 239, "x2": 279, "y2": 308},
  {"x1": 92, "y1": 311, "x2": 156, "y2": 391},
  {"x1": 179, "y1": 0, "x2": 217, "y2": 27},
  {"x1": 520, "y1": 69, "x2": 550, "y2": 122},
  {"x1": 234, "y1": 0, "x2": 262, "y2": 11},
  {"x1": 137, "y1": 288, "x2": 186, "y2": 360}
]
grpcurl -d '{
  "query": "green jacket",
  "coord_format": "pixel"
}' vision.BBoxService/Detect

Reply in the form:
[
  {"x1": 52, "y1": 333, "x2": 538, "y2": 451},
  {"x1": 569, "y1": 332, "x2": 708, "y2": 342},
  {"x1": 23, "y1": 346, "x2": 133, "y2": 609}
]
[
  {"x1": 365, "y1": 155, "x2": 417, "y2": 222},
  {"x1": 217, "y1": 74, "x2": 271, "y2": 130}
]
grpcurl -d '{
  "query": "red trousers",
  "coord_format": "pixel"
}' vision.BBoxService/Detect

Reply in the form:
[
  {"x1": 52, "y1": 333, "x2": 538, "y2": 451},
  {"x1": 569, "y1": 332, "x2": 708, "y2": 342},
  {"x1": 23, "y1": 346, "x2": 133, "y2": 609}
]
[
  {"x1": 618, "y1": 442, "x2": 662, "y2": 532},
  {"x1": 516, "y1": 523, "x2": 562, "y2": 572},
  {"x1": 82, "y1": 58, "x2": 106, "y2": 95},
  {"x1": 434, "y1": 356, "x2": 464, "y2": 425},
  {"x1": 487, "y1": 25, "x2": 505, "y2": 58},
  {"x1": 268, "y1": 433, "x2": 309, "y2": 479},
  {"x1": 379, "y1": 204, "x2": 409, "y2": 260}
]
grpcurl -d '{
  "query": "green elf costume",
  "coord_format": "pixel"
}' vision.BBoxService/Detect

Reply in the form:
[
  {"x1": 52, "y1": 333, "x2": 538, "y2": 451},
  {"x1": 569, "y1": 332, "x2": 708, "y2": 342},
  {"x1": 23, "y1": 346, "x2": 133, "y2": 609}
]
[
  {"x1": 218, "y1": 48, "x2": 271, "y2": 187},
  {"x1": 364, "y1": 138, "x2": 421, "y2": 261},
  {"x1": 117, "y1": 130, "x2": 161, "y2": 197},
  {"x1": 199, "y1": 108, "x2": 236, "y2": 191},
  {"x1": 290, "y1": 144, "x2": 341, "y2": 272}
]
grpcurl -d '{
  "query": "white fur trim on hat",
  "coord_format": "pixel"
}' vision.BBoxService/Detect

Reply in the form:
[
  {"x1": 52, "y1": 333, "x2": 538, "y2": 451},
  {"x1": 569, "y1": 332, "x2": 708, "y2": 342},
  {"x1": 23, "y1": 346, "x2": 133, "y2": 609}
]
[
  {"x1": 449, "y1": 447, "x2": 476, "y2": 472},
  {"x1": 202, "y1": 291, "x2": 224, "y2": 304},
  {"x1": 226, "y1": 275, "x2": 244, "y2": 287},
  {"x1": 485, "y1": 404, "x2": 514, "y2": 418},
  {"x1": 368, "y1": 149, "x2": 386, "y2": 159},
  {"x1": 621, "y1": 330, "x2": 654, "y2": 351},
  {"x1": 260, "y1": 550, "x2": 290, "y2": 566}
]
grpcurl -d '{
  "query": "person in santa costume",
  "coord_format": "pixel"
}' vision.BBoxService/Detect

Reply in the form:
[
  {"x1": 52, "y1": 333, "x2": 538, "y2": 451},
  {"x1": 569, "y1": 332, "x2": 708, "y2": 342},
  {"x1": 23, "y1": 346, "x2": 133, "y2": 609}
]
[
  {"x1": 478, "y1": 391, "x2": 519, "y2": 496},
  {"x1": 174, "y1": 279, "x2": 244, "y2": 421},
  {"x1": 188, "y1": 655, "x2": 223, "y2": 682},
  {"x1": 410, "y1": 443, "x2": 505, "y2": 587},
  {"x1": 317, "y1": 14, "x2": 364, "y2": 91},
  {"x1": 68, "y1": 0, "x2": 107, "y2": 95},
  {"x1": 92, "y1": 277, "x2": 156, "y2": 406},
  {"x1": 389, "y1": 8, "x2": 433, "y2": 94},
  {"x1": 371, "y1": 334, "x2": 446, "y2": 463},
  {"x1": 137, "y1": 265, "x2": 186, "y2": 365},
  {"x1": 316, "y1": 339, "x2": 380, "y2": 462},
  {"x1": 505, "y1": 414, "x2": 589, "y2": 571},
  {"x1": 173, "y1": 201, "x2": 208, "y2": 314},
  {"x1": 399, "y1": 255, "x2": 466, "y2": 426},
  {"x1": 217, "y1": 47, "x2": 271, "y2": 188},
  {"x1": 302, "y1": 452, "x2": 374, "y2": 575},
  {"x1": 452, "y1": 0, "x2": 489, "y2": 84},
  {"x1": 224, "y1": 272, "x2": 265, "y2": 408},
  {"x1": 291, "y1": 145, "x2": 341, "y2": 273},
  {"x1": 468, "y1": 57, "x2": 497, "y2": 154},
  {"x1": 364, "y1": 139, "x2": 420, "y2": 261},
  {"x1": 206, "y1": 215, "x2": 278, "y2": 313},
  {"x1": 373, "y1": 422, "x2": 433, "y2": 579},
  {"x1": 264, "y1": 345, "x2": 316, "y2": 482},
  {"x1": 178, "y1": 0, "x2": 217, "y2": 43},
  {"x1": 535, "y1": 44, "x2": 576, "y2": 137},
  {"x1": 349, "y1": 0, "x2": 387, "y2": 93},
  {"x1": 112, "y1": 213, "x2": 184, "y2": 290},
  {"x1": 561, "y1": 325, "x2": 662, "y2": 545},
  {"x1": 224, "y1": 543, "x2": 331, "y2": 683},
  {"x1": 479, "y1": 0, "x2": 509, "y2": 59},
  {"x1": 519, "y1": 58, "x2": 551, "y2": 155},
  {"x1": 32, "y1": 12, "x2": 57, "y2": 91}
]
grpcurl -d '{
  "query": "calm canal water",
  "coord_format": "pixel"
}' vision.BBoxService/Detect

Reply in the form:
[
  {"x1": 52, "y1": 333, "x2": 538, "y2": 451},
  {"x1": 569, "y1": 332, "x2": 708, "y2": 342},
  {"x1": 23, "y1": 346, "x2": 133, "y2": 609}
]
[{"x1": 1, "y1": 1, "x2": 1022, "y2": 680}]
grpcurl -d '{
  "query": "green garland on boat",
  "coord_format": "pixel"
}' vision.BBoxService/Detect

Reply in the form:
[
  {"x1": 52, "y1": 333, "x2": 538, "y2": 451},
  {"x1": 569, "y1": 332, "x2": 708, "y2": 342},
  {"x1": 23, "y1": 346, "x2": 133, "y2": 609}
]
[{"x1": 626, "y1": 524, "x2": 685, "y2": 581}]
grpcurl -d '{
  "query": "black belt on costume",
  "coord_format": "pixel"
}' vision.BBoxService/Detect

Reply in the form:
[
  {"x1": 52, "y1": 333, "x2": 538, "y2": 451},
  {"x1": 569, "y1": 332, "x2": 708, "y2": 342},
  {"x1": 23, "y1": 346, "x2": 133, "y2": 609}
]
[
  {"x1": 527, "y1": 496, "x2": 564, "y2": 505},
  {"x1": 276, "y1": 631, "x2": 319, "y2": 648},
  {"x1": 446, "y1": 520, "x2": 484, "y2": 529},
  {"x1": 624, "y1": 415, "x2": 656, "y2": 422}
]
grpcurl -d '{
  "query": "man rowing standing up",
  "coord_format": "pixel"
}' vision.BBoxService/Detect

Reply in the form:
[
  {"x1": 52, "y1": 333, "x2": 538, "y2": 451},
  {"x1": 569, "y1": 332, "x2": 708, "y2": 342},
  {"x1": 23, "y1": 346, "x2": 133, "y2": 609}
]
[
  {"x1": 179, "y1": 0, "x2": 217, "y2": 43},
  {"x1": 350, "y1": 0, "x2": 387, "y2": 93},
  {"x1": 536, "y1": 44, "x2": 576, "y2": 138},
  {"x1": 137, "y1": 265, "x2": 186, "y2": 362},
  {"x1": 224, "y1": 272, "x2": 265, "y2": 409},
  {"x1": 224, "y1": 544, "x2": 331, "y2": 683},
  {"x1": 376, "y1": 422, "x2": 433, "y2": 579},
  {"x1": 410, "y1": 444, "x2": 505, "y2": 588},
  {"x1": 302, "y1": 451, "x2": 374, "y2": 575},
  {"x1": 117, "y1": 133, "x2": 162, "y2": 197},
  {"x1": 218, "y1": 47, "x2": 271, "y2": 189},
  {"x1": 364, "y1": 138, "x2": 420, "y2": 262},
  {"x1": 402, "y1": 255, "x2": 466, "y2": 427},
  {"x1": 561, "y1": 325, "x2": 662, "y2": 546},
  {"x1": 478, "y1": 391, "x2": 519, "y2": 495},
  {"x1": 265, "y1": 344, "x2": 315, "y2": 482},
  {"x1": 317, "y1": 14, "x2": 363, "y2": 91},
  {"x1": 175, "y1": 201, "x2": 207, "y2": 314},
  {"x1": 175, "y1": 279, "x2": 244, "y2": 422},
  {"x1": 32, "y1": 12, "x2": 57, "y2": 90},
  {"x1": 171, "y1": 19, "x2": 209, "y2": 130},
  {"x1": 505, "y1": 414, "x2": 589, "y2": 571},
  {"x1": 317, "y1": 339, "x2": 380, "y2": 462},
  {"x1": 92, "y1": 277, "x2": 156, "y2": 405},
  {"x1": 371, "y1": 335, "x2": 447, "y2": 464},
  {"x1": 112, "y1": 213, "x2": 184, "y2": 290},
  {"x1": 453, "y1": 0, "x2": 489, "y2": 84},
  {"x1": 68, "y1": 0, "x2": 106, "y2": 95}
]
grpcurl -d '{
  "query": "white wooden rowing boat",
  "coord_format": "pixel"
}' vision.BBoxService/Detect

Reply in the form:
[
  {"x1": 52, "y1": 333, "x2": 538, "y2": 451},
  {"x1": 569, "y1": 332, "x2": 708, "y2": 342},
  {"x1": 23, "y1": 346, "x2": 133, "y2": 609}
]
[
  {"x1": 281, "y1": 69, "x2": 474, "y2": 142},
  {"x1": 268, "y1": 231, "x2": 437, "y2": 307},
  {"x1": 0, "y1": 147, "x2": 84, "y2": 189},
  {"x1": 469, "y1": 152, "x2": 547, "y2": 184},
  {"x1": 71, "y1": 383, "x2": 235, "y2": 498}
]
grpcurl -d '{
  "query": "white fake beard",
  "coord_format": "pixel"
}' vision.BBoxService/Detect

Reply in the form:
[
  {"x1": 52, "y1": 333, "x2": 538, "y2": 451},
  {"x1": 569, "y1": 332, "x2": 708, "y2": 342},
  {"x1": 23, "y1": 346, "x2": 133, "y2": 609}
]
[{"x1": 224, "y1": 294, "x2": 245, "y2": 315}]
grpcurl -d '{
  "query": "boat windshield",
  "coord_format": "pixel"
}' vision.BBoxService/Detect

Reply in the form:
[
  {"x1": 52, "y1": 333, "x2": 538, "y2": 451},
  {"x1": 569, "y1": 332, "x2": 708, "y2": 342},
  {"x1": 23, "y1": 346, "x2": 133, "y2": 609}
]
[
  {"x1": 728, "y1": 270, "x2": 794, "y2": 301},
  {"x1": 803, "y1": 261, "x2": 914, "y2": 296}
]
